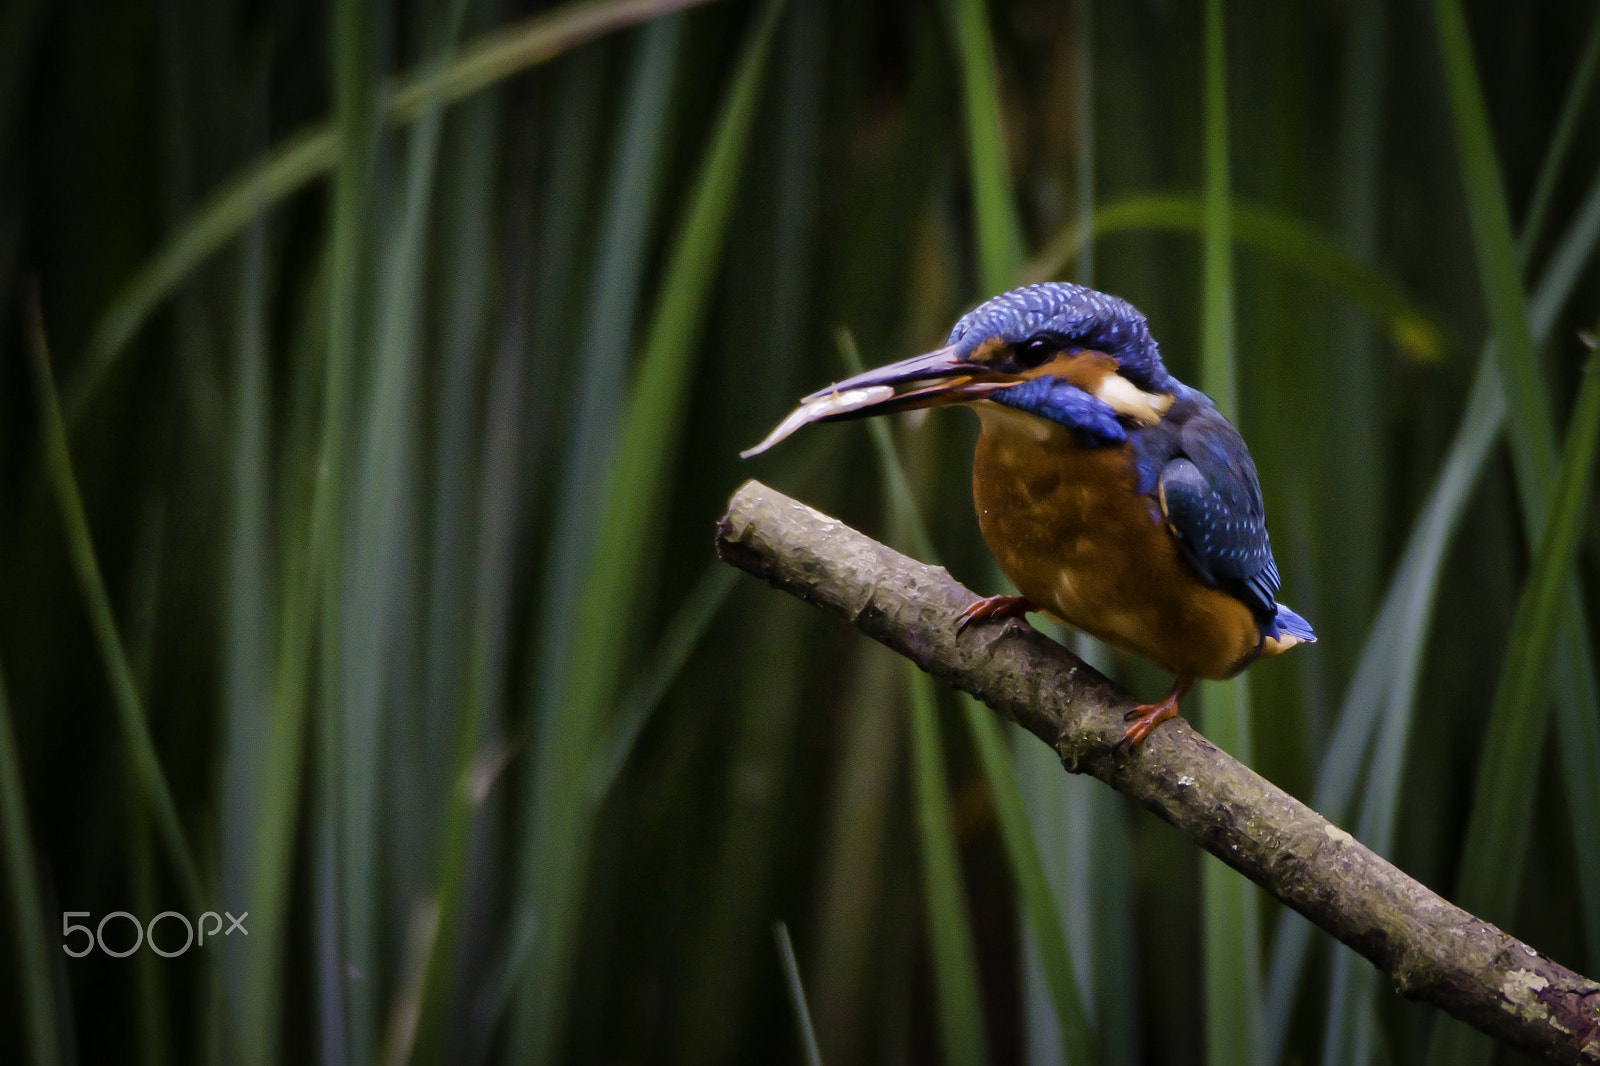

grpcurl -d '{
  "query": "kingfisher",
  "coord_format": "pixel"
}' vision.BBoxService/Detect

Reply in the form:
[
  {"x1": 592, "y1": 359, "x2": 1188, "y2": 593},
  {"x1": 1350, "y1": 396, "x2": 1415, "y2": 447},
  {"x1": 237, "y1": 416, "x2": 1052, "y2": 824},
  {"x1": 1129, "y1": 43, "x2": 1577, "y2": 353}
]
[{"x1": 742, "y1": 282, "x2": 1315, "y2": 746}]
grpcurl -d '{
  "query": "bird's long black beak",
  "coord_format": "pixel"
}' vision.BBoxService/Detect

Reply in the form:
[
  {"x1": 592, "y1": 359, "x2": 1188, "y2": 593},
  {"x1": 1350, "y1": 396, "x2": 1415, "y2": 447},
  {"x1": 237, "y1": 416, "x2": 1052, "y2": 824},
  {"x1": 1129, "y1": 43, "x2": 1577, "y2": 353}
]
[
  {"x1": 798, "y1": 345, "x2": 970, "y2": 401},
  {"x1": 741, "y1": 345, "x2": 1015, "y2": 458}
]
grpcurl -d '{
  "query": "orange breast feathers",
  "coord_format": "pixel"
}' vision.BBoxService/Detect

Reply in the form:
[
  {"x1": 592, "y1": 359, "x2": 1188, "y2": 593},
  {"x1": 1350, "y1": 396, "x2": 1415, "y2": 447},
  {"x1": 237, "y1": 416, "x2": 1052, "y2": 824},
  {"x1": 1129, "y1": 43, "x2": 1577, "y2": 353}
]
[{"x1": 970, "y1": 398, "x2": 1264, "y2": 681}]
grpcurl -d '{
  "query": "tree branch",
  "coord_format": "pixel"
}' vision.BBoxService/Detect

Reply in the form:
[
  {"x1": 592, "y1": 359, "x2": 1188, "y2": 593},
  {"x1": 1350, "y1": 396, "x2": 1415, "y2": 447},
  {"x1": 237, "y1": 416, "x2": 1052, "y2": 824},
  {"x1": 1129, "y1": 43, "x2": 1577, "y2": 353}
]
[{"x1": 715, "y1": 478, "x2": 1600, "y2": 1063}]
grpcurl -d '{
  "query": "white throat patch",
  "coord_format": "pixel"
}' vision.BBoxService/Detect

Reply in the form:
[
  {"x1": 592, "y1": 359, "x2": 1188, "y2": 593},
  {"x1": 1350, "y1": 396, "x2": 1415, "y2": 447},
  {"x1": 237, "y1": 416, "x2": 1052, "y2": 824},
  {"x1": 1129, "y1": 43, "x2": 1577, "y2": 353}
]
[{"x1": 1093, "y1": 374, "x2": 1173, "y2": 425}]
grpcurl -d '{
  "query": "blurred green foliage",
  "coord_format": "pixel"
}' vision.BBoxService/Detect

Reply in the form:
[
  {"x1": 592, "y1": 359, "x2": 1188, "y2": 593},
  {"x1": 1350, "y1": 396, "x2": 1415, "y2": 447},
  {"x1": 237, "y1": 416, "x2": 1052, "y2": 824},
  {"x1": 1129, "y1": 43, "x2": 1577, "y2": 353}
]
[{"x1": 1, "y1": 0, "x2": 1598, "y2": 1064}]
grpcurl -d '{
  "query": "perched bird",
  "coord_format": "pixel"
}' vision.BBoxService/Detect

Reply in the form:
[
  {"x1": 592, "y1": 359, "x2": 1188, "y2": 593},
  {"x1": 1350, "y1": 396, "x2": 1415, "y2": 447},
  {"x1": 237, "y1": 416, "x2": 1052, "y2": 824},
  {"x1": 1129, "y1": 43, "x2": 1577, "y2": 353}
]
[{"x1": 743, "y1": 282, "x2": 1315, "y2": 746}]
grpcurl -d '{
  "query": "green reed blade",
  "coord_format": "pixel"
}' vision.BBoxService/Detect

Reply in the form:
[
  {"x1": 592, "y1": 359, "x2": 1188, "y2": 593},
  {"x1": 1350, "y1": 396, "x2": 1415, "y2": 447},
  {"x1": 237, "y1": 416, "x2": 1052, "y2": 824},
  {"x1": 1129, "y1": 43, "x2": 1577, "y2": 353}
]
[
  {"x1": 344, "y1": 3, "x2": 462, "y2": 1058},
  {"x1": 1518, "y1": 7, "x2": 1600, "y2": 261},
  {"x1": 25, "y1": 302, "x2": 206, "y2": 913},
  {"x1": 400, "y1": 6, "x2": 503, "y2": 1055},
  {"x1": 908, "y1": 664, "x2": 990, "y2": 1066},
  {"x1": 964, "y1": 700, "x2": 1101, "y2": 1064},
  {"x1": 591, "y1": 563, "x2": 737, "y2": 801},
  {"x1": 1431, "y1": 0, "x2": 1555, "y2": 491},
  {"x1": 220, "y1": 201, "x2": 276, "y2": 1066},
  {"x1": 950, "y1": 0, "x2": 1023, "y2": 294},
  {"x1": 1196, "y1": 4, "x2": 1264, "y2": 1063},
  {"x1": 322, "y1": 0, "x2": 382, "y2": 1058},
  {"x1": 0, "y1": 657, "x2": 61, "y2": 1066},
  {"x1": 775, "y1": 922, "x2": 826, "y2": 1066},
  {"x1": 809, "y1": 637, "x2": 905, "y2": 1058}
]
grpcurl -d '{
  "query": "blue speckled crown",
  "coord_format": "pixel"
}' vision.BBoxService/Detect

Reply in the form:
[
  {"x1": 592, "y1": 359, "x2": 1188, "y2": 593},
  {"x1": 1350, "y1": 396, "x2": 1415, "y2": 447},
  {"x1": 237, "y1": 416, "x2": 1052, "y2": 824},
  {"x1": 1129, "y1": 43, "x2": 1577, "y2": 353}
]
[{"x1": 947, "y1": 282, "x2": 1170, "y2": 390}]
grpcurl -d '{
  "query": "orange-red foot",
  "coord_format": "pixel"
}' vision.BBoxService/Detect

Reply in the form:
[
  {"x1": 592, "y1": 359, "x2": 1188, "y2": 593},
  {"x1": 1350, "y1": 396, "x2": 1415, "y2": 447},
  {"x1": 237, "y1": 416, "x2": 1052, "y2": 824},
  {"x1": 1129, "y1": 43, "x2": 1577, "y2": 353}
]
[
  {"x1": 1118, "y1": 678, "x2": 1194, "y2": 748},
  {"x1": 957, "y1": 594, "x2": 1038, "y2": 634}
]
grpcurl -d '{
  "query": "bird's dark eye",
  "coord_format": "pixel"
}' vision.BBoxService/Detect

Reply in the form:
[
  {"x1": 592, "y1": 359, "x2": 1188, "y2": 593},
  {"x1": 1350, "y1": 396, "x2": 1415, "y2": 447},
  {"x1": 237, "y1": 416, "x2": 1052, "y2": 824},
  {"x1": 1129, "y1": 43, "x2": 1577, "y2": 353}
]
[{"x1": 1015, "y1": 337, "x2": 1057, "y2": 369}]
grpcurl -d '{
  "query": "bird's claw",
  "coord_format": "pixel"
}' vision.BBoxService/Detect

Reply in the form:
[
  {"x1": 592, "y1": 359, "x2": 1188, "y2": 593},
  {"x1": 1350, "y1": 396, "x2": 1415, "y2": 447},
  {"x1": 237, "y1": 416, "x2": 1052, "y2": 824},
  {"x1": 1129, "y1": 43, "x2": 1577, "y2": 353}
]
[
  {"x1": 1114, "y1": 681, "x2": 1192, "y2": 749},
  {"x1": 1118, "y1": 703, "x2": 1176, "y2": 748},
  {"x1": 956, "y1": 594, "x2": 1038, "y2": 635}
]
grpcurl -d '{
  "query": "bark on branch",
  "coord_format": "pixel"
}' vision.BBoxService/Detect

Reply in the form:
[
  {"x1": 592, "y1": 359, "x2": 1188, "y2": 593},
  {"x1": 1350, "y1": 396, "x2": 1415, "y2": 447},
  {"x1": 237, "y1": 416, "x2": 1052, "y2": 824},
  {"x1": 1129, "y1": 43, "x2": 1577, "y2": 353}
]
[{"x1": 715, "y1": 478, "x2": 1600, "y2": 1063}]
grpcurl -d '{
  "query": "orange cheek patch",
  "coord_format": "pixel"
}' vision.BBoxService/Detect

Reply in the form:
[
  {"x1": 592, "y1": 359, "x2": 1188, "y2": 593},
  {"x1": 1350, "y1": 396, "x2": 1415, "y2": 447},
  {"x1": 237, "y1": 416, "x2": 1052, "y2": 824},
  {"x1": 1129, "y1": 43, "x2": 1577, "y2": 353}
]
[
  {"x1": 967, "y1": 336, "x2": 1008, "y2": 365},
  {"x1": 1021, "y1": 350, "x2": 1119, "y2": 388}
]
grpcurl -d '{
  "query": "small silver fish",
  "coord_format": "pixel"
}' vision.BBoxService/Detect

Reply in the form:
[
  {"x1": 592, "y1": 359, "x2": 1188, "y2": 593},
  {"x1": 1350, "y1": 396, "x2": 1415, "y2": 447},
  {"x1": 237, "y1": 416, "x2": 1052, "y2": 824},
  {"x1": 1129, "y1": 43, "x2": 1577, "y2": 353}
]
[{"x1": 740, "y1": 385, "x2": 896, "y2": 458}]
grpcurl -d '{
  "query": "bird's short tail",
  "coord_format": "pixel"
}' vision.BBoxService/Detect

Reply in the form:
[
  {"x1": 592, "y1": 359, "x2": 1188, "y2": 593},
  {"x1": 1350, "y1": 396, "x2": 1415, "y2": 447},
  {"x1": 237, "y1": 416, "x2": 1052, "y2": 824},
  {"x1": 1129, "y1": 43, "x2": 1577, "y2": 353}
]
[{"x1": 1261, "y1": 604, "x2": 1316, "y2": 657}]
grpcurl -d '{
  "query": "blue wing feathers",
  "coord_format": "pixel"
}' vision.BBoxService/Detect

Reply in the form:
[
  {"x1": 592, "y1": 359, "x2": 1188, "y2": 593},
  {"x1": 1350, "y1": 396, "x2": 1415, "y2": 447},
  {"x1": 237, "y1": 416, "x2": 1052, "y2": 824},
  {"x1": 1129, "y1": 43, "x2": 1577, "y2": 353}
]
[
  {"x1": 1154, "y1": 408, "x2": 1282, "y2": 622},
  {"x1": 1269, "y1": 604, "x2": 1317, "y2": 643}
]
